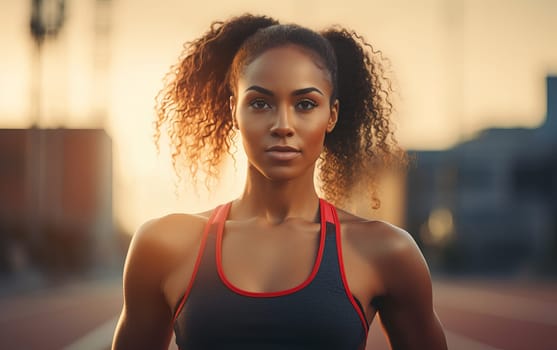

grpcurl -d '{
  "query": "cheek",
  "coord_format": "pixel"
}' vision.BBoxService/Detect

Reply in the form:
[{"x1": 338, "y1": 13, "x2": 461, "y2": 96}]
[
  {"x1": 238, "y1": 123, "x2": 266, "y2": 154},
  {"x1": 301, "y1": 123, "x2": 329, "y2": 153},
  {"x1": 239, "y1": 119, "x2": 266, "y2": 142}
]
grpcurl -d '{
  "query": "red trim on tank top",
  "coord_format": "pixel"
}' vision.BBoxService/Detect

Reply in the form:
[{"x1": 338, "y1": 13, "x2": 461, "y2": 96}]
[
  {"x1": 322, "y1": 198, "x2": 335, "y2": 224},
  {"x1": 172, "y1": 207, "x2": 220, "y2": 322},
  {"x1": 333, "y1": 205, "x2": 370, "y2": 336},
  {"x1": 215, "y1": 199, "x2": 327, "y2": 298}
]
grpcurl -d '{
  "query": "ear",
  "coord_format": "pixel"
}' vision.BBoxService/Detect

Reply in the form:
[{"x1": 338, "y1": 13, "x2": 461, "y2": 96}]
[
  {"x1": 229, "y1": 95, "x2": 239, "y2": 129},
  {"x1": 327, "y1": 99, "x2": 339, "y2": 133}
]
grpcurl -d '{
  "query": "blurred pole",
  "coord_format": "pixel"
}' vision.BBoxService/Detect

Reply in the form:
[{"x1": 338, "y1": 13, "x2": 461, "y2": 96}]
[
  {"x1": 92, "y1": 0, "x2": 111, "y2": 128},
  {"x1": 29, "y1": 0, "x2": 66, "y2": 122},
  {"x1": 28, "y1": 0, "x2": 65, "y2": 263},
  {"x1": 92, "y1": 0, "x2": 117, "y2": 271}
]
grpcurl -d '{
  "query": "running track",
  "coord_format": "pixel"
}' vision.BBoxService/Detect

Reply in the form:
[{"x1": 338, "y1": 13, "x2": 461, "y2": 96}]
[{"x1": 0, "y1": 278, "x2": 555, "y2": 349}]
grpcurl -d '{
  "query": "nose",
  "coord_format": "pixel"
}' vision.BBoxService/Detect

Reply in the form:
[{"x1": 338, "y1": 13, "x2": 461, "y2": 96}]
[{"x1": 270, "y1": 105, "x2": 294, "y2": 137}]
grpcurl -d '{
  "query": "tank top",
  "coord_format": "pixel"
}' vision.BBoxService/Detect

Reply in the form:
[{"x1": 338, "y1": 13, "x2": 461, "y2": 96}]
[{"x1": 173, "y1": 198, "x2": 369, "y2": 349}]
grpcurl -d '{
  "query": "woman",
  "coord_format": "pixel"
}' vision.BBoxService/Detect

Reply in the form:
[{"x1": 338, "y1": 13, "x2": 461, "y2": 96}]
[{"x1": 112, "y1": 14, "x2": 447, "y2": 350}]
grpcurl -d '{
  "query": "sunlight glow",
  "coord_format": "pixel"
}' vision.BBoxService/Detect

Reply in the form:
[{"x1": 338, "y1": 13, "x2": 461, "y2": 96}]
[{"x1": 1, "y1": 0, "x2": 556, "y2": 234}]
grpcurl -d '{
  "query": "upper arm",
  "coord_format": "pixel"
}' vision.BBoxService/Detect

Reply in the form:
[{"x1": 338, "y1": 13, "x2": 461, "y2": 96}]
[
  {"x1": 374, "y1": 225, "x2": 447, "y2": 350},
  {"x1": 112, "y1": 219, "x2": 175, "y2": 350}
]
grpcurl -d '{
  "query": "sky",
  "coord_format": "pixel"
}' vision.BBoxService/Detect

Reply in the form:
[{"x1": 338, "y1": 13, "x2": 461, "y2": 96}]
[{"x1": 1, "y1": 0, "x2": 556, "y2": 234}]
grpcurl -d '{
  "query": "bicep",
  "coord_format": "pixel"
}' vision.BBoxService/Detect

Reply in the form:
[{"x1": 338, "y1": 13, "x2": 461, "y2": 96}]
[
  {"x1": 375, "y1": 229, "x2": 447, "y2": 350},
  {"x1": 112, "y1": 221, "x2": 175, "y2": 350},
  {"x1": 112, "y1": 303, "x2": 172, "y2": 350}
]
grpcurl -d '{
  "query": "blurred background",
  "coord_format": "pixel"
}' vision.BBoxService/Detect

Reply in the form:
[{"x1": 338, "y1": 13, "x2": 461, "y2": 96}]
[{"x1": 0, "y1": 0, "x2": 556, "y2": 349}]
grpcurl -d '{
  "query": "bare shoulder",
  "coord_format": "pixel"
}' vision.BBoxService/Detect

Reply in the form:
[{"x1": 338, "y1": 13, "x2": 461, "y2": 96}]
[
  {"x1": 132, "y1": 211, "x2": 211, "y2": 252},
  {"x1": 337, "y1": 208, "x2": 419, "y2": 261},
  {"x1": 126, "y1": 210, "x2": 212, "y2": 280},
  {"x1": 122, "y1": 209, "x2": 215, "y2": 302},
  {"x1": 336, "y1": 208, "x2": 428, "y2": 292}
]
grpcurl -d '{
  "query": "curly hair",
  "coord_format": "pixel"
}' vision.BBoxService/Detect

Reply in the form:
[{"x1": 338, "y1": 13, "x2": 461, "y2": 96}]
[{"x1": 155, "y1": 14, "x2": 407, "y2": 208}]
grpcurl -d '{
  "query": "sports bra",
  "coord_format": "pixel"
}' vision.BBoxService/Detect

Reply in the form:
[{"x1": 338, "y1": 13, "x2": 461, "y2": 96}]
[{"x1": 173, "y1": 198, "x2": 369, "y2": 349}]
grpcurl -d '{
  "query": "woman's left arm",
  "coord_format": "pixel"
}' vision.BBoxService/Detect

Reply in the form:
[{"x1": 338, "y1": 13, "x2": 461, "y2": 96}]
[{"x1": 373, "y1": 224, "x2": 448, "y2": 350}]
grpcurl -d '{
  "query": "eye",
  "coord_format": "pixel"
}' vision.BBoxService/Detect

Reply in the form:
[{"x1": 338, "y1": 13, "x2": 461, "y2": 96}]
[
  {"x1": 296, "y1": 99, "x2": 318, "y2": 111},
  {"x1": 249, "y1": 99, "x2": 271, "y2": 110}
]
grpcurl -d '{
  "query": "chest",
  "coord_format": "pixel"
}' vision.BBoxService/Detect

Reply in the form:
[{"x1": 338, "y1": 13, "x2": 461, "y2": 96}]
[
  {"x1": 219, "y1": 221, "x2": 381, "y2": 322},
  {"x1": 220, "y1": 222, "x2": 321, "y2": 293},
  {"x1": 174, "y1": 224, "x2": 368, "y2": 349},
  {"x1": 176, "y1": 282, "x2": 367, "y2": 349}
]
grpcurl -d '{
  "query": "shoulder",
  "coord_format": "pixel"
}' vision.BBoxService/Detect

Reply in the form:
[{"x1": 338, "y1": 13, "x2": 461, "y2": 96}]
[
  {"x1": 123, "y1": 211, "x2": 213, "y2": 291},
  {"x1": 337, "y1": 208, "x2": 419, "y2": 260},
  {"x1": 337, "y1": 208, "x2": 429, "y2": 294},
  {"x1": 131, "y1": 212, "x2": 210, "y2": 252}
]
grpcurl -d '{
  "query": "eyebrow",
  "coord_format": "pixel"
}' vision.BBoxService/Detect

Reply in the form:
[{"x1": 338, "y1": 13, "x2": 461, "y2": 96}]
[{"x1": 245, "y1": 85, "x2": 324, "y2": 96}]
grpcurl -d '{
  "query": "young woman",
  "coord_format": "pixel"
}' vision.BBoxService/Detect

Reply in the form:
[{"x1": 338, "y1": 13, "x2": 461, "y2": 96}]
[{"x1": 112, "y1": 14, "x2": 447, "y2": 350}]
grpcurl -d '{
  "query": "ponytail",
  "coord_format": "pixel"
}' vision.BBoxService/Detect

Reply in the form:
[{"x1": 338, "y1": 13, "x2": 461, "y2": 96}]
[
  {"x1": 320, "y1": 28, "x2": 406, "y2": 208},
  {"x1": 155, "y1": 14, "x2": 278, "y2": 187}
]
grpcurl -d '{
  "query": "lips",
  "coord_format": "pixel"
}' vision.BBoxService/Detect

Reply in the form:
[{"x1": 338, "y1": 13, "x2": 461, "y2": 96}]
[
  {"x1": 265, "y1": 145, "x2": 301, "y2": 161},
  {"x1": 266, "y1": 145, "x2": 300, "y2": 152}
]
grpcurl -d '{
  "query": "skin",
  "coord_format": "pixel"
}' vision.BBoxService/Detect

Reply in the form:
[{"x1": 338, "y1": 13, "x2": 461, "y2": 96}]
[{"x1": 112, "y1": 44, "x2": 447, "y2": 350}]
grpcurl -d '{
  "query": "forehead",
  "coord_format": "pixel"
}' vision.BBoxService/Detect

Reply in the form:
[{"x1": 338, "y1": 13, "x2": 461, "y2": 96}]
[{"x1": 238, "y1": 45, "x2": 332, "y2": 94}]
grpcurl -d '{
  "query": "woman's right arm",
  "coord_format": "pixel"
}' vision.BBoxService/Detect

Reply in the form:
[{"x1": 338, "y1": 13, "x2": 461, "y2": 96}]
[{"x1": 112, "y1": 218, "x2": 175, "y2": 350}]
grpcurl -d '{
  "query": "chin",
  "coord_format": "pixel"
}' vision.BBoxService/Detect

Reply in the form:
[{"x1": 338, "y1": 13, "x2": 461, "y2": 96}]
[
  {"x1": 261, "y1": 169, "x2": 301, "y2": 182},
  {"x1": 248, "y1": 158, "x2": 316, "y2": 183},
  {"x1": 259, "y1": 164, "x2": 315, "y2": 183}
]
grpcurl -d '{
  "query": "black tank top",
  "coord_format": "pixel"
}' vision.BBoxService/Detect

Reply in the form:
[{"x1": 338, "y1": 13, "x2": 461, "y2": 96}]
[{"x1": 173, "y1": 199, "x2": 369, "y2": 349}]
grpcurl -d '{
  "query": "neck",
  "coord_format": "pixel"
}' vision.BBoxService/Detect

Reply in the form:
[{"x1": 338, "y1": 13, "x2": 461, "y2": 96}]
[{"x1": 232, "y1": 164, "x2": 320, "y2": 224}]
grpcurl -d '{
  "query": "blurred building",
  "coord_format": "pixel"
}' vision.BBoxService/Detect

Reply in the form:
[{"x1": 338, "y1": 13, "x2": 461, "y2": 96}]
[
  {"x1": 0, "y1": 128, "x2": 114, "y2": 276},
  {"x1": 406, "y1": 76, "x2": 557, "y2": 275}
]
